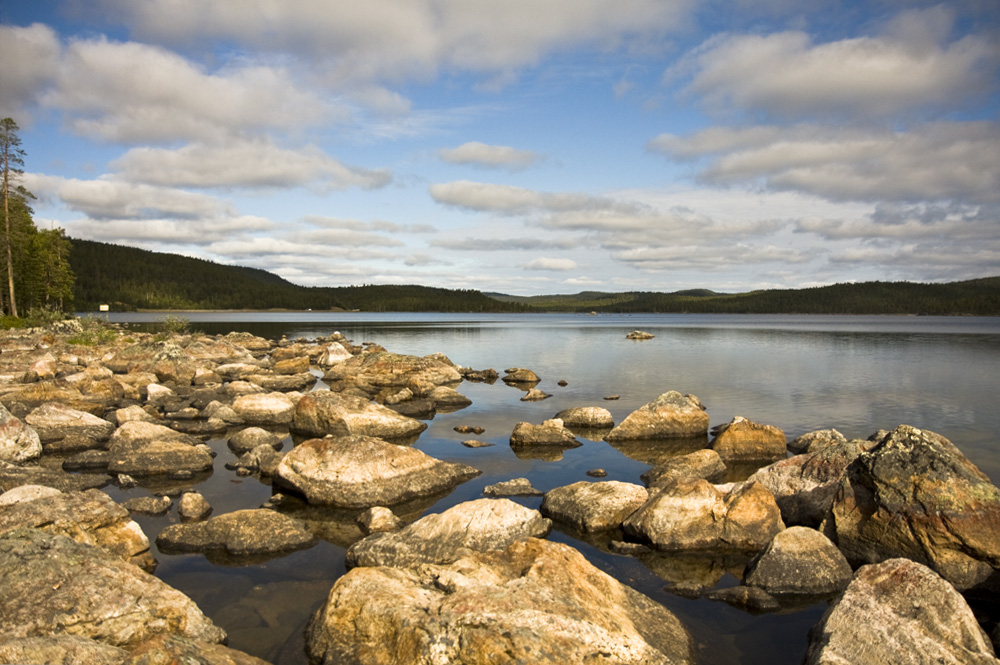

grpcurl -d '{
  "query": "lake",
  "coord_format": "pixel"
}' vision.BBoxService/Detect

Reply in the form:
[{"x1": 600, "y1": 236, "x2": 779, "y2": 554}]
[{"x1": 102, "y1": 312, "x2": 1000, "y2": 664}]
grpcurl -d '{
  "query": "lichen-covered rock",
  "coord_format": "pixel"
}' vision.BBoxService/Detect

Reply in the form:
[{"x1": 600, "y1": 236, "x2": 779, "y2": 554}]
[
  {"x1": 323, "y1": 351, "x2": 462, "y2": 392},
  {"x1": 483, "y1": 477, "x2": 543, "y2": 497},
  {"x1": 106, "y1": 422, "x2": 213, "y2": 478},
  {"x1": 274, "y1": 435, "x2": 480, "y2": 507},
  {"x1": 709, "y1": 416, "x2": 786, "y2": 463},
  {"x1": 307, "y1": 538, "x2": 694, "y2": 665},
  {"x1": 0, "y1": 403, "x2": 42, "y2": 464},
  {"x1": 555, "y1": 406, "x2": 615, "y2": 429},
  {"x1": 346, "y1": 498, "x2": 551, "y2": 568},
  {"x1": 743, "y1": 526, "x2": 852, "y2": 598},
  {"x1": 0, "y1": 460, "x2": 109, "y2": 493},
  {"x1": 606, "y1": 391, "x2": 709, "y2": 441},
  {"x1": 292, "y1": 391, "x2": 428, "y2": 440},
  {"x1": 178, "y1": 491, "x2": 212, "y2": 522},
  {"x1": 0, "y1": 483, "x2": 62, "y2": 506},
  {"x1": 156, "y1": 508, "x2": 315, "y2": 558},
  {"x1": 23, "y1": 402, "x2": 115, "y2": 445},
  {"x1": 501, "y1": 367, "x2": 540, "y2": 384},
  {"x1": 641, "y1": 449, "x2": 727, "y2": 489},
  {"x1": 0, "y1": 635, "x2": 129, "y2": 665},
  {"x1": 509, "y1": 419, "x2": 581, "y2": 448},
  {"x1": 624, "y1": 479, "x2": 784, "y2": 553},
  {"x1": 357, "y1": 506, "x2": 403, "y2": 536},
  {"x1": 788, "y1": 428, "x2": 848, "y2": 455},
  {"x1": 803, "y1": 558, "x2": 999, "y2": 665},
  {"x1": 541, "y1": 481, "x2": 648, "y2": 532},
  {"x1": 227, "y1": 426, "x2": 283, "y2": 454},
  {"x1": 231, "y1": 391, "x2": 295, "y2": 426},
  {"x1": 823, "y1": 424, "x2": 1000, "y2": 591}
]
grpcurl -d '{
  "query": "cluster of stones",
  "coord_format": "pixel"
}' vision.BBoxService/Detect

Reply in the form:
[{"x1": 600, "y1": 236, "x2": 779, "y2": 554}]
[{"x1": 0, "y1": 320, "x2": 998, "y2": 664}]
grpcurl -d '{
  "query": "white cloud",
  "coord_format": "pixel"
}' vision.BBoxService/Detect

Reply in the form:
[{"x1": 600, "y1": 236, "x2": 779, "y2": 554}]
[
  {"x1": 439, "y1": 142, "x2": 541, "y2": 170},
  {"x1": 523, "y1": 257, "x2": 578, "y2": 271},
  {"x1": 0, "y1": 23, "x2": 61, "y2": 121},
  {"x1": 429, "y1": 180, "x2": 641, "y2": 215},
  {"x1": 112, "y1": 140, "x2": 391, "y2": 190},
  {"x1": 677, "y1": 6, "x2": 998, "y2": 120}
]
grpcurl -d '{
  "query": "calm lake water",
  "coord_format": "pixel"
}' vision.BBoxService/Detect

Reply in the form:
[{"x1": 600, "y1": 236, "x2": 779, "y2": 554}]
[{"x1": 102, "y1": 312, "x2": 1000, "y2": 664}]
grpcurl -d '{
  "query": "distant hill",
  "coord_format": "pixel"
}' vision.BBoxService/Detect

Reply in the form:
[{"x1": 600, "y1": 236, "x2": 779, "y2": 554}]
[{"x1": 69, "y1": 238, "x2": 1000, "y2": 315}]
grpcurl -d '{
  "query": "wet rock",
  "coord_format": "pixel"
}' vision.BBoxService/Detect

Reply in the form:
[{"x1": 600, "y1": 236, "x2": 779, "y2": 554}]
[
  {"x1": 541, "y1": 481, "x2": 649, "y2": 532},
  {"x1": 501, "y1": 367, "x2": 540, "y2": 384},
  {"x1": 0, "y1": 403, "x2": 42, "y2": 463},
  {"x1": 23, "y1": 402, "x2": 115, "y2": 446},
  {"x1": 454, "y1": 424, "x2": 485, "y2": 435},
  {"x1": 626, "y1": 330, "x2": 655, "y2": 340},
  {"x1": 748, "y1": 438, "x2": 873, "y2": 527},
  {"x1": 0, "y1": 460, "x2": 109, "y2": 492},
  {"x1": 606, "y1": 391, "x2": 709, "y2": 441},
  {"x1": 291, "y1": 391, "x2": 428, "y2": 440},
  {"x1": 122, "y1": 495, "x2": 172, "y2": 516},
  {"x1": 706, "y1": 585, "x2": 782, "y2": 613},
  {"x1": 106, "y1": 422, "x2": 213, "y2": 478},
  {"x1": 274, "y1": 435, "x2": 480, "y2": 507},
  {"x1": 307, "y1": 538, "x2": 694, "y2": 665},
  {"x1": 624, "y1": 479, "x2": 785, "y2": 554},
  {"x1": 157, "y1": 508, "x2": 315, "y2": 558},
  {"x1": 230, "y1": 444, "x2": 285, "y2": 476},
  {"x1": 178, "y1": 491, "x2": 212, "y2": 521},
  {"x1": 61, "y1": 449, "x2": 112, "y2": 471},
  {"x1": 509, "y1": 418, "x2": 580, "y2": 448},
  {"x1": 346, "y1": 498, "x2": 551, "y2": 568},
  {"x1": 803, "y1": 558, "x2": 999, "y2": 665},
  {"x1": 427, "y1": 385, "x2": 472, "y2": 409},
  {"x1": 587, "y1": 468, "x2": 608, "y2": 478},
  {"x1": 823, "y1": 424, "x2": 1000, "y2": 591},
  {"x1": 788, "y1": 428, "x2": 848, "y2": 455},
  {"x1": 357, "y1": 506, "x2": 403, "y2": 536},
  {"x1": 743, "y1": 526, "x2": 852, "y2": 598},
  {"x1": 0, "y1": 488, "x2": 155, "y2": 571},
  {"x1": 555, "y1": 406, "x2": 615, "y2": 429},
  {"x1": 228, "y1": 426, "x2": 283, "y2": 454},
  {"x1": 483, "y1": 477, "x2": 543, "y2": 497},
  {"x1": 231, "y1": 391, "x2": 296, "y2": 426},
  {"x1": 641, "y1": 449, "x2": 727, "y2": 489},
  {"x1": 709, "y1": 416, "x2": 786, "y2": 463},
  {"x1": 460, "y1": 367, "x2": 498, "y2": 382}
]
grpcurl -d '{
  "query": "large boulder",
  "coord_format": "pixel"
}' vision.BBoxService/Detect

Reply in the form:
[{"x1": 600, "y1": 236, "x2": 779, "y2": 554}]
[
  {"x1": 0, "y1": 528, "x2": 226, "y2": 648},
  {"x1": 292, "y1": 391, "x2": 428, "y2": 440},
  {"x1": 541, "y1": 481, "x2": 649, "y2": 532},
  {"x1": 804, "y1": 558, "x2": 999, "y2": 665},
  {"x1": 641, "y1": 449, "x2": 727, "y2": 489},
  {"x1": 106, "y1": 421, "x2": 213, "y2": 478},
  {"x1": 23, "y1": 402, "x2": 115, "y2": 446},
  {"x1": 743, "y1": 526, "x2": 853, "y2": 598},
  {"x1": 306, "y1": 538, "x2": 694, "y2": 665},
  {"x1": 624, "y1": 479, "x2": 784, "y2": 553},
  {"x1": 748, "y1": 438, "x2": 873, "y2": 527},
  {"x1": 274, "y1": 435, "x2": 480, "y2": 507},
  {"x1": 156, "y1": 508, "x2": 315, "y2": 559},
  {"x1": 0, "y1": 403, "x2": 42, "y2": 464},
  {"x1": 345, "y1": 498, "x2": 551, "y2": 568},
  {"x1": 823, "y1": 425, "x2": 1000, "y2": 591},
  {"x1": 323, "y1": 351, "x2": 462, "y2": 392},
  {"x1": 555, "y1": 406, "x2": 615, "y2": 429},
  {"x1": 231, "y1": 391, "x2": 296, "y2": 426},
  {"x1": 605, "y1": 391, "x2": 709, "y2": 441},
  {"x1": 0, "y1": 488, "x2": 154, "y2": 571},
  {"x1": 709, "y1": 416, "x2": 786, "y2": 463},
  {"x1": 227, "y1": 426, "x2": 283, "y2": 454}
]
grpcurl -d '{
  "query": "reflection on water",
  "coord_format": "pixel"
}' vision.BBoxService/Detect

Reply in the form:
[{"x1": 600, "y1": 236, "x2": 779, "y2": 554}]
[{"x1": 101, "y1": 312, "x2": 1000, "y2": 664}]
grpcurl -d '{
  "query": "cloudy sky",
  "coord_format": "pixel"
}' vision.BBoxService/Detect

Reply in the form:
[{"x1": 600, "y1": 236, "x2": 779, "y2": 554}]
[{"x1": 2, "y1": 0, "x2": 998, "y2": 294}]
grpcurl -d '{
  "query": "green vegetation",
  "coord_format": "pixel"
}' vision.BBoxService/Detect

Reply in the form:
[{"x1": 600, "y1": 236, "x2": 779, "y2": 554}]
[{"x1": 67, "y1": 315, "x2": 120, "y2": 346}]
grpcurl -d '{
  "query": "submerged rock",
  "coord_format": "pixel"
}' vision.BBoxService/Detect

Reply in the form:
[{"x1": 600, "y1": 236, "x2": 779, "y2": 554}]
[
  {"x1": 307, "y1": 538, "x2": 694, "y2": 665},
  {"x1": 156, "y1": 508, "x2": 315, "y2": 558},
  {"x1": 606, "y1": 391, "x2": 709, "y2": 441}
]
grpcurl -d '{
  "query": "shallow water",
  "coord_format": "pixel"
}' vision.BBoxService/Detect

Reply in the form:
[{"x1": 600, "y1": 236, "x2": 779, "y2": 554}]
[{"x1": 101, "y1": 312, "x2": 1000, "y2": 664}]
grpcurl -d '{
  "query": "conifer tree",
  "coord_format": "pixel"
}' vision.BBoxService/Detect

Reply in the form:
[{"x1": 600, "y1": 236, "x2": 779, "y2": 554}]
[{"x1": 1, "y1": 118, "x2": 26, "y2": 317}]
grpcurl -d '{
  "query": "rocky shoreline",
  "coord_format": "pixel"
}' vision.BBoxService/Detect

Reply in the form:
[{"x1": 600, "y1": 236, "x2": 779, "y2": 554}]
[{"x1": 1, "y1": 319, "x2": 998, "y2": 664}]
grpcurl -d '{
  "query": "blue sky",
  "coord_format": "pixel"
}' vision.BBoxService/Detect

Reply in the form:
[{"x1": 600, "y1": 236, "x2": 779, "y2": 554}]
[{"x1": 2, "y1": 0, "x2": 997, "y2": 294}]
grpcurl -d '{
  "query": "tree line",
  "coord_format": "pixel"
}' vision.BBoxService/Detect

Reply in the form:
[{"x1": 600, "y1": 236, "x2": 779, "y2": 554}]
[{"x1": 1, "y1": 118, "x2": 75, "y2": 324}]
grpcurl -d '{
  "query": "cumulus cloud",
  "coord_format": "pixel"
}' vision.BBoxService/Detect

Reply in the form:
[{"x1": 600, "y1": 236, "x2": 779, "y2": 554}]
[
  {"x1": 439, "y1": 142, "x2": 541, "y2": 170},
  {"x1": 0, "y1": 23, "x2": 61, "y2": 121},
  {"x1": 676, "y1": 6, "x2": 998, "y2": 120},
  {"x1": 112, "y1": 140, "x2": 391, "y2": 190},
  {"x1": 523, "y1": 257, "x2": 578, "y2": 271},
  {"x1": 429, "y1": 180, "x2": 641, "y2": 215}
]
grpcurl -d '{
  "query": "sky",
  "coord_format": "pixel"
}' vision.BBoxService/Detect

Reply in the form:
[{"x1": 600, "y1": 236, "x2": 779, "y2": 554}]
[{"x1": 1, "y1": 0, "x2": 998, "y2": 295}]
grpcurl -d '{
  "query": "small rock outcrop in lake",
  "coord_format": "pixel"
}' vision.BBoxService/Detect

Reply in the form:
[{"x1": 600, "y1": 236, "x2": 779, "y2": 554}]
[
  {"x1": 541, "y1": 481, "x2": 649, "y2": 532},
  {"x1": 106, "y1": 421, "x2": 214, "y2": 478},
  {"x1": 291, "y1": 390, "x2": 428, "y2": 440},
  {"x1": 345, "y1": 498, "x2": 551, "y2": 568},
  {"x1": 787, "y1": 428, "x2": 848, "y2": 455},
  {"x1": 357, "y1": 506, "x2": 403, "y2": 536},
  {"x1": 501, "y1": 367, "x2": 540, "y2": 385},
  {"x1": 509, "y1": 418, "x2": 581, "y2": 449},
  {"x1": 624, "y1": 479, "x2": 785, "y2": 554},
  {"x1": 605, "y1": 391, "x2": 709, "y2": 441},
  {"x1": 742, "y1": 526, "x2": 853, "y2": 599},
  {"x1": 626, "y1": 330, "x2": 655, "y2": 340},
  {"x1": 823, "y1": 424, "x2": 1000, "y2": 591},
  {"x1": 641, "y1": 449, "x2": 727, "y2": 489},
  {"x1": 307, "y1": 538, "x2": 694, "y2": 665},
  {"x1": 323, "y1": 351, "x2": 463, "y2": 394},
  {"x1": 483, "y1": 477, "x2": 543, "y2": 497},
  {"x1": 232, "y1": 391, "x2": 296, "y2": 426},
  {"x1": 274, "y1": 435, "x2": 480, "y2": 507},
  {"x1": 555, "y1": 406, "x2": 615, "y2": 429},
  {"x1": 0, "y1": 404, "x2": 42, "y2": 464},
  {"x1": 0, "y1": 528, "x2": 227, "y2": 647},
  {"x1": 709, "y1": 416, "x2": 786, "y2": 463},
  {"x1": 157, "y1": 508, "x2": 315, "y2": 559},
  {"x1": 520, "y1": 387, "x2": 551, "y2": 401},
  {"x1": 178, "y1": 491, "x2": 212, "y2": 522},
  {"x1": 227, "y1": 426, "x2": 283, "y2": 454},
  {"x1": 803, "y1": 558, "x2": 1000, "y2": 665}
]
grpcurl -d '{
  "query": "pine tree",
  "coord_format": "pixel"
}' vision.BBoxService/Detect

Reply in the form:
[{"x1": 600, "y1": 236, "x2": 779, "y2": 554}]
[{"x1": 1, "y1": 118, "x2": 26, "y2": 317}]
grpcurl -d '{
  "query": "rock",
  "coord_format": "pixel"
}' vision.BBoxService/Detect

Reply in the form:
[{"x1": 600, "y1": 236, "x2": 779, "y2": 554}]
[
  {"x1": 230, "y1": 444, "x2": 285, "y2": 476},
  {"x1": 0, "y1": 381, "x2": 87, "y2": 418},
  {"x1": 248, "y1": 371, "x2": 317, "y2": 392},
  {"x1": 318, "y1": 342, "x2": 353, "y2": 366},
  {"x1": 178, "y1": 491, "x2": 212, "y2": 521},
  {"x1": 61, "y1": 449, "x2": 112, "y2": 471},
  {"x1": 483, "y1": 477, "x2": 543, "y2": 497},
  {"x1": 346, "y1": 498, "x2": 551, "y2": 569},
  {"x1": 274, "y1": 435, "x2": 480, "y2": 507},
  {"x1": 231, "y1": 391, "x2": 295, "y2": 426},
  {"x1": 227, "y1": 426, "x2": 283, "y2": 454},
  {"x1": 823, "y1": 424, "x2": 1000, "y2": 591},
  {"x1": 291, "y1": 391, "x2": 428, "y2": 440},
  {"x1": 0, "y1": 483, "x2": 61, "y2": 506},
  {"x1": 0, "y1": 403, "x2": 42, "y2": 464},
  {"x1": 122, "y1": 495, "x2": 172, "y2": 516},
  {"x1": 709, "y1": 416, "x2": 786, "y2": 463},
  {"x1": 156, "y1": 508, "x2": 314, "y2": 559},
  {"x1": 307, "y1": 538, "x2": 694, "y2": 665},
  {"x1": 555, "y1": 406, "x2": 615, "y2": 429},
  {"x1": 23, "y1": 402, "x2": 115, "y2": 445},
  {"x1": 520, "y1": 387, "x2": 551, "y2": 401},
  {"x1": 641, "y1": 449, "x2": 727, "y2": 489},
  {"x1": 27, "y1": 352, "x2": 59, "y2": 380},
  {"x1": 0, "y1": 635, "x2": 129, "y2": 665},
  {"x1": 743, "y1": 526, "x2": 852, "y2": 598},
  {"x1": 606, "y1": 391, "x2": 709, "y2": 441},
  {"x1": 624, "y1": 479, "x2": 785, "y2": 553},
  {"x1": 509, "y1": 418, "x2": 581, "y2": 448},
  {"x1": 542, "y1": 481, "x2": 649, "y2": 532},
  {"x1": 0, "y1": 460, "x2": 109, "y2": 493},
  {"x1": 461, "y1": 367, "x2": 498, "y2": 382},
  {"x1": 106, "y1": 422, "x2": 213, "y2": 478},
  {"x1": 461, "y1": 439, "x2": 493, "y2": 448},
  {"x1": 748, "y1": 438, "x2": 873, "y2": 527},
  {"x1": 0, "y1": 488, "x2": 155, "y2": 571},
  {"x1": 803, "y1": 558, "x2": 999, "y2": 665},
  {"x1": 626, "y1": 330, "x2": 655, "y2": 340},
  {"x1": 357, "y1": 506, "x2": 403, "y2": 536},
  {"x1": 788, "y1": 428, "x2": 848, "y2": 455},
  {"x1": 272, "y1": 356, "x2": 310, "y2": 375},
  {"x1": 323, "y1": 351, "x2": 462, "y2": 392},
  {"x1": 113, "y1": 405, "x2": 159, "y2": 426},
  {"x1": 126, "y1": 633, "x2": 273, "y2": 665},
  {"x1": 706, "y1": 585, "x2": 782, "y2": 614},
  {"x1": 501, "y1": 367, "x2": 540, "y2": 384},
  {"x1": 0, "y1": 529, "x2": 226, "y2": 647},
  {"x1": 427, "y1": 385, "x2": 472, "y2": 409},
  {"x1": 454, "y1": 424, "x2": 485, "y2": 434}
]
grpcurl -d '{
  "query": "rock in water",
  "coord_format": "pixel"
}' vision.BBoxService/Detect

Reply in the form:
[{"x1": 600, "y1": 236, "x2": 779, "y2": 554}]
[
  {"x1": 743, "y1": 526, "x2": 853, "y2": 598},
  {"x1": 541, "y1": 481, "x2": 649, "y2": 532},
  {"x1": 823, "y1": 424, "x2": 1000, "y2": 591},
  {"x1": 157, "y1": 508, "x2": 315, "y2": 558},
  {"x1": 709, "y1": 416, "x2": 786, "y2": 463},
  {"x1": 274, "y1": 435, "x2": 480, "y2": 507},
  {"x1": 803, "y1": 558, "x2": 999, "y2": 665},
  {"x1": 307, "y1": 538, "x2": 694, "y2": 665},
  {"x1": 291, "y1": 391, "x2": 428, "y2": 440},
  {"x1": 606, "y1": 391, "x2": 709, "y2": 441}
]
